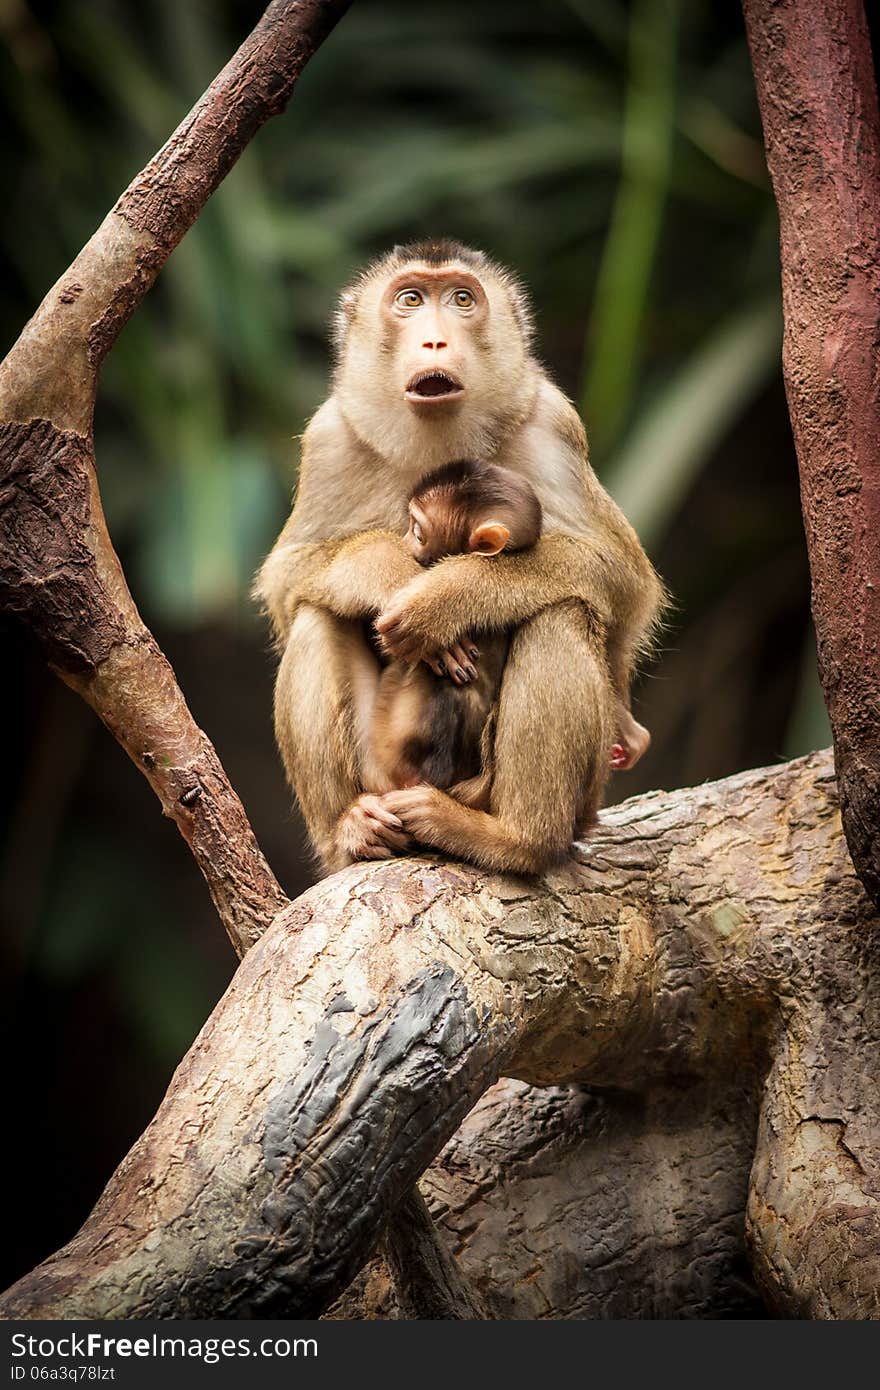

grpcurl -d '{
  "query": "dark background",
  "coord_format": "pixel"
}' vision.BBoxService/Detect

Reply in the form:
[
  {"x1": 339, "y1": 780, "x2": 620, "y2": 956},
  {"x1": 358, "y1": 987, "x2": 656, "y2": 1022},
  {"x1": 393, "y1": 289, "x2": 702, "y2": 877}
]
[{"x1": 1, "y1": 0, "x2": 856, "y2": 1292}]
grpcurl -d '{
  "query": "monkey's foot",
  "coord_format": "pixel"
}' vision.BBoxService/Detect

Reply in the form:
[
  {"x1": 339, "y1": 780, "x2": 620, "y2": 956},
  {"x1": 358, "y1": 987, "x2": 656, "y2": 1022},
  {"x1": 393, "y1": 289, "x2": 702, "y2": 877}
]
[
  {"x1": 379, "y1": 785, "x2": 453, "y2": 848},
  {"x1": 611, "y1": 714, "x2": 651, "y2": 770},
  {"x1": 336, "y1": 794, "x2": 412, "y2": 861}
]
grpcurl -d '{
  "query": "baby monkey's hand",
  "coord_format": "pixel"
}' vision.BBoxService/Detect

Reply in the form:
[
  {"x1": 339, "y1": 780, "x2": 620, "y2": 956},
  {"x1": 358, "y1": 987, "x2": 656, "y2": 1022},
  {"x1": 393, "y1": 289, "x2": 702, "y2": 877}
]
[
  {"x1": 424, "y1": 640, "x2": 480, "y2": 686},
  {"x1": 375, "y1": 603, "x2": 480, "y2": 683}
]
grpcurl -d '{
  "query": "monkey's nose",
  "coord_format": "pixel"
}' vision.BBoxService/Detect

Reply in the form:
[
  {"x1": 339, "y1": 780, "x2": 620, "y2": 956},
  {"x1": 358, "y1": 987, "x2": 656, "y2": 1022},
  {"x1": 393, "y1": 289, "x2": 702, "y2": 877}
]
[{"x1": 421, "y1": 338, "x2": 448, "y2": 350}]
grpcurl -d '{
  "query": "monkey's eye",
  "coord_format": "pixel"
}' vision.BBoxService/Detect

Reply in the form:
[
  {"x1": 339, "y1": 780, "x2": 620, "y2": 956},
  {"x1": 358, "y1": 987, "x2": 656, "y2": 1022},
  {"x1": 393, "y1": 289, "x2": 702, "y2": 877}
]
[
  {"x1": 395, "y1": 288, "x2": 423, "y2": 310},
  {"x1": 412, "y1": 521, "x2": 424, "y2": 544},
  {"x1": 452, "y1": 288, "x2": 475, "y2": 309}
]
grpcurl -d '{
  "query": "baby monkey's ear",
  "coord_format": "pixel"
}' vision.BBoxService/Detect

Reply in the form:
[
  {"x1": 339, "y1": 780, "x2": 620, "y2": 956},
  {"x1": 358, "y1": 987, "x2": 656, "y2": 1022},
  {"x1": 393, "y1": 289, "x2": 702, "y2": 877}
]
[{"x1": 469, "y1": 521, "x2": 511, "y2": 556}]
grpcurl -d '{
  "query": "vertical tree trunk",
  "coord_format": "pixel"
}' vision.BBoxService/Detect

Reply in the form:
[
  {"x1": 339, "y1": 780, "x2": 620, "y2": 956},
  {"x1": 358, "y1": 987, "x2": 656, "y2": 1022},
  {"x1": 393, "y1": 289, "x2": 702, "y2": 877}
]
[{"x1": 742, "y1": 0, "x2": 880, "y2": 905}]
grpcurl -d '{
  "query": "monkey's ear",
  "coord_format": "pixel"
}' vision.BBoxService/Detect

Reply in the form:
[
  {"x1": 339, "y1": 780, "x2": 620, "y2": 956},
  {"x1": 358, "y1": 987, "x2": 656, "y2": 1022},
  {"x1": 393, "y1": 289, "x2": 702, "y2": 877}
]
[{"x1": 469, "y1": 521, "x2": 511, "y2": 556}]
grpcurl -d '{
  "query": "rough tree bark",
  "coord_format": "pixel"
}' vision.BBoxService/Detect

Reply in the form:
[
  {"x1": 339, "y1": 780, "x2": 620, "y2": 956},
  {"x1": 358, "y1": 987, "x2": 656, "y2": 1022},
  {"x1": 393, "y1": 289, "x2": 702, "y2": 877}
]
[
  {"x1": 3, "y1": 751, "x2": 879, "y2": 1320},
  {"x1": 742, "y1": 0, "x2": 880, "y2": 909},
  {"x1": 3, "y1": 0, "x2": 880, "y2": 1323}
]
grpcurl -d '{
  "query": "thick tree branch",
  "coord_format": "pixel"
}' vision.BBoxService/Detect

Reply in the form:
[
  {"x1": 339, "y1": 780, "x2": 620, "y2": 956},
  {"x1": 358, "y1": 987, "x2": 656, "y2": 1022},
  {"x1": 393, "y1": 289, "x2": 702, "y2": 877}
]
[
  {"x1": 742, "y1": 0, "x2": 880, "y2": 907},
  {"x1": 381, "y1": 1188, "x2": 488, "y2": 1319},
  {"x1": 3, "y1": 751, "x2": 878, "y2": 1321},
  {"x1": 0, "y1": 0, "x2": 351, "y2": 953}
]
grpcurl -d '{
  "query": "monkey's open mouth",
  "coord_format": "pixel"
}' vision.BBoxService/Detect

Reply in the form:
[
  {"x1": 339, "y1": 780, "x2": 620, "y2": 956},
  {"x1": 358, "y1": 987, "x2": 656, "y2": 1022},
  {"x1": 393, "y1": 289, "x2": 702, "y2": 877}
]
[{"x1": 405, "y1": 370, "x2": 465, "y2": 404}]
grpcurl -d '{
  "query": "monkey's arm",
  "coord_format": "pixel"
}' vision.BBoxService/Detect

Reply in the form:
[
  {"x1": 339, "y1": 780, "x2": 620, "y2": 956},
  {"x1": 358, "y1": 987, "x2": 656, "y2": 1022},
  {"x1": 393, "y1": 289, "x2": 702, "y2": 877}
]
[
  {"x1": 295, "y1": 532, "x2": 422, "y2": 617},
  {"x1": 375, "y1": 532, "x2": 661, "y2": 663},
  {"x1": 255, "y1": 530, "x2": 422, "y2": 643}
]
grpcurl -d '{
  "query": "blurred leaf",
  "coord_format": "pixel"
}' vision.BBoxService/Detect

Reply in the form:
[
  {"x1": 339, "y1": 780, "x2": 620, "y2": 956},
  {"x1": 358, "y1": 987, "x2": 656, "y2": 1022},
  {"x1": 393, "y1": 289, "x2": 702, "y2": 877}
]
[
  {"x1": 580, "y1": 0, "x2": 680, "y2": 452},
  {"x1": 561, "y1": 0, "x2": 628, "y2": 56},
  {"x1": 35, "y1": 829, "x2": 126, "y2": 981},
  {"x1": 680, "y1": 94, "x2": 769, "y2": 189},
  {"x1": 604, "y1": 295, "x2": 782, "y2": 548},
  {"x1": 36, "y1": 826, "x2": 219, "y2": 1065}
]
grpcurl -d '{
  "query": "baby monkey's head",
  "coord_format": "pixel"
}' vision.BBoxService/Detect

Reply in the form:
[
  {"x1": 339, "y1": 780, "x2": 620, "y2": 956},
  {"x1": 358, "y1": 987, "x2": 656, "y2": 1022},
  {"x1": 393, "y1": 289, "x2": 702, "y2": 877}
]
[{"x1": 406, "y1": 459, "x2": 542, "y2": 568}]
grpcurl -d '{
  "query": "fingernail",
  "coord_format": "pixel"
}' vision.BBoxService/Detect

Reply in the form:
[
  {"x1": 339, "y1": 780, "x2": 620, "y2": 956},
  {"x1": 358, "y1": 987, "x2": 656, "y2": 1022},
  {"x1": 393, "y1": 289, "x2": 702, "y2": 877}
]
[
  {"x1": 455, "y1": 666, "x2": 466, "y2": 681},
  {"x1": 437, "y1": 661, "x2": 446, "y2": 674},
  {"x1": 466, "y1": 664, "x2": 477, "y2": 679},
  {"x1": 469, "y1": 647, "x2": 479, "y2": 660}
]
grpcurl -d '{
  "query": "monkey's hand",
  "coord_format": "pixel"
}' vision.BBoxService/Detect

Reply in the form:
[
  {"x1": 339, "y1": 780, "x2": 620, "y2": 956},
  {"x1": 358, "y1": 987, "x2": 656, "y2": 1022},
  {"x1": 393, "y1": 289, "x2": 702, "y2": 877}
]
[
  {"x1": 335, "y1": 794, "x2": 412, "y2": 861},
  {"x1": 610, "y1": 710, "x2": 651, "y2": 770}
]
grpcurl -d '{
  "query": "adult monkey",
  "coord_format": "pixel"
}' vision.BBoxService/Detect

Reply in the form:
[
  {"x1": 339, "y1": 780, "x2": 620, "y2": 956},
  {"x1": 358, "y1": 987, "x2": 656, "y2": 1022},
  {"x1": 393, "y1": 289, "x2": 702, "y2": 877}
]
[{"x1": 256, "y1": 241, "x2": 664, "y2": 875}]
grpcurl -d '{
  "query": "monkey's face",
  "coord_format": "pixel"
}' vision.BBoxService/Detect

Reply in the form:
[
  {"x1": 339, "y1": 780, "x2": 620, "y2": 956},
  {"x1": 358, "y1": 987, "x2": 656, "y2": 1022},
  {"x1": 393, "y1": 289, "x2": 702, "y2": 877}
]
[
  {"x1": 334, "y1": 247, "x2": 538, "y2": 471},
  {"x1": 405, "y1": 497, "x2": 514, "y2": 566},
  {"x1": 405, "y1": 499, "x2": 465, "y2": 566},
  {"x1": 381, "y1": 269, "x2": 487, "y2": 413}
]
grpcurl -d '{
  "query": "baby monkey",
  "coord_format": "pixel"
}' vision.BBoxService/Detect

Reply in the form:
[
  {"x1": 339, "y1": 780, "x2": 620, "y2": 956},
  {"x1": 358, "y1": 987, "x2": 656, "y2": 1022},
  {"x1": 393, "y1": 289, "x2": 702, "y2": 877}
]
[{"x1": 359, "y1": 460, "x2": 539, "y2": 841}]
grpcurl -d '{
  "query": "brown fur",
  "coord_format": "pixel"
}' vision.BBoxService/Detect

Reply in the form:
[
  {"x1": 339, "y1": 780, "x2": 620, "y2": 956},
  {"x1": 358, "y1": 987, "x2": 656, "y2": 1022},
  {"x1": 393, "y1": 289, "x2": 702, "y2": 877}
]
[
  {"x1": 254, "y1": 244, "x2": 666, "y2": 875},
  {"x1": 367, "y1": 636, "x2": 508, "y2": 798}
]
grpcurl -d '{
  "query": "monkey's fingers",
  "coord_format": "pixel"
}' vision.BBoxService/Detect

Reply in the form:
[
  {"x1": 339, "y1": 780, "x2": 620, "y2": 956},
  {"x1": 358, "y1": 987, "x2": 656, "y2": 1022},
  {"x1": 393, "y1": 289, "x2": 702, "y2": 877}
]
[
  {"x1": 358, "y1": 842, "x2": 394, "y2": 861},
  {"x1": 446, "y1": 643, "x2": 478, "y2": 684},
  {"x1": 358, "y1": 794, "x2": 405, "y2": 830},
  {"x1": 424, "y1": 645, "x2": 477, "y2": 681},
  {"x1": 378, "y1": 785, "x2": 443, "y2": 840},
  {"x1": 375, "y1": 606, "x2": 431, "y2": 663},
  {"x1": 610, "y1": 743, "x2": 630, "y2": 770},
  {"x1": 374, "y1": 608, "x2": 407, "y2": 648},
  {"x1": 376, "y1": 625, "x2": 419, "y2": 662}
]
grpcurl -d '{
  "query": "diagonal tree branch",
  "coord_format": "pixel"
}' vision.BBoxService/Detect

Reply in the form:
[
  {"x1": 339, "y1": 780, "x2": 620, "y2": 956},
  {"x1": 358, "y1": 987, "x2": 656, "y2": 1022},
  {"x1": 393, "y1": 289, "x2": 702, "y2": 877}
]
[
  {"x1": 0, "y1": 0, "x2": 351, "y2": 954},
  {"x1": 741, "y1": 0, "x2": 880, "y2": 908}
]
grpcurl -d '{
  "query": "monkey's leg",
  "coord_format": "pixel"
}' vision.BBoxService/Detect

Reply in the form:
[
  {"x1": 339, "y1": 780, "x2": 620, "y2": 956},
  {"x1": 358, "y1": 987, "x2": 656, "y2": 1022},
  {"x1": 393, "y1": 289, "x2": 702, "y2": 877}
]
[
  {"x1": 382, "y1": 602, "x2": 613, "y2": 874},
  {"x1": 275, "y1": 606, "x2": 407, "y2": 873},
  {"x1": 447, "y1": 772, "x2": 493, "y2": 810}
]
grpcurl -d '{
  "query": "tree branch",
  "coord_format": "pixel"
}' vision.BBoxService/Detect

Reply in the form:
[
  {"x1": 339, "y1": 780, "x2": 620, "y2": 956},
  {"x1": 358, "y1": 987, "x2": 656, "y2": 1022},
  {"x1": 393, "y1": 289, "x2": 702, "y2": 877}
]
[
  {"x1": 741, "y1": 0, "x2": 880, "y2": 907},
  {"x1": 0, "y1": 0, "x2": 351, "y2": 953},
  {"x1": 381, "y1": 1188, "x2": 488, "y2": 1319},
  {"x1": 4, "y1": 750, "x2": 878, "y2": 1320}
]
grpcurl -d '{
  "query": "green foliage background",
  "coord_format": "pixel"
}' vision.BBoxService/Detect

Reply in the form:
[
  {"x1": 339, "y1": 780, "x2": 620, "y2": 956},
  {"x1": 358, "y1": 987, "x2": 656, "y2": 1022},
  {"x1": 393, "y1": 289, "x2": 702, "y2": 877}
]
[{"x1": 1, "y1": 0, "x2": 829, "y2": 1283}]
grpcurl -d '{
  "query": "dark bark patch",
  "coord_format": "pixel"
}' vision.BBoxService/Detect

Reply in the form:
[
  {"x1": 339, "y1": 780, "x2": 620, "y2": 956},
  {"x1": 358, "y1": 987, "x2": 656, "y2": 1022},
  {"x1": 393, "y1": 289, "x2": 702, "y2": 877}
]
[
  {"x1": 231, "y1": 964, "x2": 508, "y2": 1317},
  {"x1": 0, "y1": 418, "x2": 126, "y2": 671}
]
